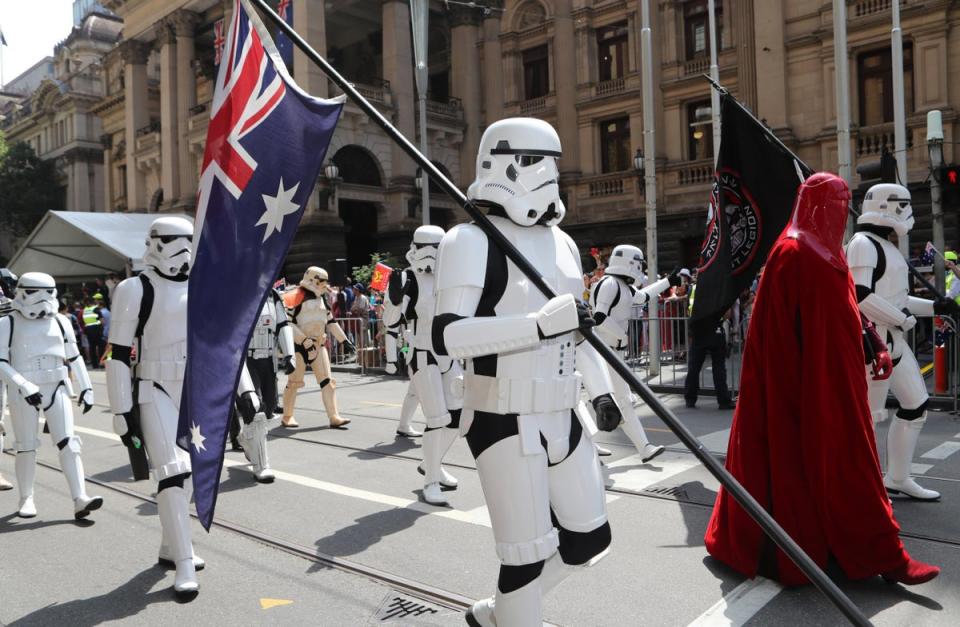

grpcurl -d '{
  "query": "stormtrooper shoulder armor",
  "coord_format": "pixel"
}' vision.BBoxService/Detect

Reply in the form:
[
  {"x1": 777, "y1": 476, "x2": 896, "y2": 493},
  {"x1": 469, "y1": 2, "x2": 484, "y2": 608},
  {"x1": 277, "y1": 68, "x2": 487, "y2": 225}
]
[
  {"x1": 436, "y1": 224, "x2": 489, "y2": 292},
  {"x1": 108, "y1": 276, "x2": 145, "y2": 348},
  {"x1": 846, "y1": 233, "x2": 880, "y2": 272}
]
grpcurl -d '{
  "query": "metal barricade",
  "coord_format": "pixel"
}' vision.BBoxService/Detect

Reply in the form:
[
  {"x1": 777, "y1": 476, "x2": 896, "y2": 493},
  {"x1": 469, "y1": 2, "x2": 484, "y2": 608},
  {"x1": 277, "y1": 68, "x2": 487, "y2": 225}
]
[
  {"x1": 906, "y1": 314, "x2": 959, "y2": 414},
  {"x1": 328, "y1": 316, "x2": 387, "y2": 373}
]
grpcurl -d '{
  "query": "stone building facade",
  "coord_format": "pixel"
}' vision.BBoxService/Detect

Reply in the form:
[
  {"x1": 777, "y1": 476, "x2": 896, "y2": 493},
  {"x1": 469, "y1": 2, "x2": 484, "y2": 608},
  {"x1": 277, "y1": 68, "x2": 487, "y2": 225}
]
[{"x1": 92, "y1": 0, "x2": 960, "y2": 275}]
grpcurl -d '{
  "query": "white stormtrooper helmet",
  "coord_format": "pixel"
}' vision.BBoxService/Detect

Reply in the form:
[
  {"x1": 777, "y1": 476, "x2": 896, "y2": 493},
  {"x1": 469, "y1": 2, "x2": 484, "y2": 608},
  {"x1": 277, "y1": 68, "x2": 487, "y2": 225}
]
[
  {"x1": 409, "y1": 225, "x2": 444, "y2": 274},
  {"x1": 467, "y1": 117, "x2": 565, "y2": 227},
  {"x1": 605, "y1": 244, "x2": 645, "y2": 285},
  {"x1": 858, "y1": 183, "x2": 914, "y2": 237},
  {"x1": 300, "y1": 266, "x2": 329, "y2": 295},
  {"x1": 14, "y1": 272, "x2": 58, "y2": 319},
  {"x1": 144, "y1": 217, "x2": 194, "y2": 277}
]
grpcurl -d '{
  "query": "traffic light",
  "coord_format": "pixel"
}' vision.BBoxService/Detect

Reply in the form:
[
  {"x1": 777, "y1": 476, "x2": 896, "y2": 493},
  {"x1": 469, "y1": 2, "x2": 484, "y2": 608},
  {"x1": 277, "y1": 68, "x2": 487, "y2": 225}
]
[
  {"x1": 856, "y1": 146, "x2": 898, "y2": 193},
  {"x1": 942, "y1": 165, "x2": 960, "y2": 207}
]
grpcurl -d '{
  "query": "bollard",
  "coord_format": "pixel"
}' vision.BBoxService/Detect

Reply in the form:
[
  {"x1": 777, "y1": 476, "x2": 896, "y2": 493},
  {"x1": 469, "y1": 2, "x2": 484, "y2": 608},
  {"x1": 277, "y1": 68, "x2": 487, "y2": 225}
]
[{"x1": 935, "y1": 344, "x2": 948, "y2": 394}]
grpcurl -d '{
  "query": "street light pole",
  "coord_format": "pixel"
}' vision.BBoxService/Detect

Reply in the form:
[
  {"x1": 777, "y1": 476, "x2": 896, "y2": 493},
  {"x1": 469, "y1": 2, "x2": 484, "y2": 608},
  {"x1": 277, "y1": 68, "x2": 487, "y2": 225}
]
[
  {"x1": 832, "y1": 0, "x2": 853, "y2": 237},
  {"x1": 641, "y1": 0, "x2": 660, "y2": 376},
  {"x1": 410, "y1": 0, "x2": 430, "y2": 225},
  {"x1": 707, "y1": 0, "x2": 720, "y2": 165},
  {"x1": 891, "y1": 0, "x2": 908, "y2": 257},
  {"x1": 928, "y1": 110, "x2": 945, "y2": 293}
]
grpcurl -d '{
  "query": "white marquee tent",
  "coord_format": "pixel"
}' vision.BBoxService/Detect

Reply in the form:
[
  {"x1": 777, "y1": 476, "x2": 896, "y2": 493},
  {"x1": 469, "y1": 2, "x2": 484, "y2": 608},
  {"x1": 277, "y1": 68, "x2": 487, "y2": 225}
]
[{"x1": 7, "y1": 211, "x2": 192, "y2": 281}]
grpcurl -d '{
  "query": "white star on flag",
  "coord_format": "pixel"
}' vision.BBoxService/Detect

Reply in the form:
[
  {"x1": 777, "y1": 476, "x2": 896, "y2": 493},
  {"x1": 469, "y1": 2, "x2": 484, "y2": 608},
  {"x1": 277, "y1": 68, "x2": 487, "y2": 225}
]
[
  {"x1": 257, "y1": 178, "x2": 301, "y2": 242},
  {"x1": 190, "y1": 422, "x2": 207, "y2": 453}
]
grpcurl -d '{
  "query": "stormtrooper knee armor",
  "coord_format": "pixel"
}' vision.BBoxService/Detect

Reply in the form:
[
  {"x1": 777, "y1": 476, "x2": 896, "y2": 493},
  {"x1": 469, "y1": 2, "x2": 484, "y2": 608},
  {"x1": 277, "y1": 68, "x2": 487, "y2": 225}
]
[
  {"x1": 0, "y1": 272, "x2": 101, "y2": 520},
  {"x1": 848, "y1": 185, "x2": 959, "y2": 501},
  {"x1": 106, "y1": 217, "x2": 201, "y2": 597},
  {"x1": 582, "y1": 244, "x2": 679, "y2": 463},
  {"x1": 434, "y1": 118, "x2": 619, "y2": 626},
  {"x1": 281, "y1": 267, "x2": 353, "y2": 428}
]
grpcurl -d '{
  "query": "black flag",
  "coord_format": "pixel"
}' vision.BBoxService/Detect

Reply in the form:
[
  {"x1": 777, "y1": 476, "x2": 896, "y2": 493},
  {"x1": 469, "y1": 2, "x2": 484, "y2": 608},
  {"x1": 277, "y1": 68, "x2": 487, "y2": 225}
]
[{"x1": 691, "y1": 93, "x2": 814, "y2": 323}]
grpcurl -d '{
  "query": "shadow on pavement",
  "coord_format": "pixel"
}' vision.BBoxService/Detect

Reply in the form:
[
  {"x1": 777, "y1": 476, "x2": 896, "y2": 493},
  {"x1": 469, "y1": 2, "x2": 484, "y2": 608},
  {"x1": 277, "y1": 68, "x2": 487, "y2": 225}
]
[
  {"x1": 310, "y1": 507, "x2": 428, "y2": 566},
  {"x1": 0, "y1": 512, "x2": 93, "y2": 533},
  {"x1": 9, "y1": 566, "x2": 176, "y2": 627}
]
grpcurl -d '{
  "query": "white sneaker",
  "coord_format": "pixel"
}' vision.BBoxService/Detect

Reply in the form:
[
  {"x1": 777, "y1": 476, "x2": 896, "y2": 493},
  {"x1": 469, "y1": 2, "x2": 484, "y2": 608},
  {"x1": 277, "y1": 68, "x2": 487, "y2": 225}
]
[
  {"x1": 396, "y1": 427, "x2": 422, "y2": 438},
  {"x1": 884, "y1": 476, "x2": 940, "y2": 501},
  {"x1": 18, "y1": 496, "x2": 37, "y2": 518},
  {"x1": 73, "y1": 495, "x2": 104, "y2": 520},
  {"x1": 422, "y1": 482, "x2": 449, "y2": 506},
  {"x1": 173, "y1": 558, "x2": 199, "y2": 598},
  {"x1": 255, "y1": 467, "x2": 276, "y2": 484},
  {"x1": 417, "y1": 465, "x2": 457, "y2": 489},
  {"x1": 159, "y1": 548, "x2": 206, "y2": 571},
  {"x1": 465, "y1": 597, "x2": 496, "y2": 627},
  {"x1": 0, "y1": 473, "x2": 12, "y2": 491},
  {"x1": 641, "y1": 444, "x2": 665, "y2": 463},
  {"x1": 595, "y1": 445, "x2": 612, "y2": 457}
]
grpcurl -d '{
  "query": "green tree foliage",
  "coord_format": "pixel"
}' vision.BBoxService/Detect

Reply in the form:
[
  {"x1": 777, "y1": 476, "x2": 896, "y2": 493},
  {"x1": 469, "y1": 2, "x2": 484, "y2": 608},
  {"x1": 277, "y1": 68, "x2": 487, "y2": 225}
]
[
  {"x1": 351, "y1": 252, "x2": 400, "y2": 286},
  {"x1": 0, "y1": 141, "x2": 64, "y2": 237}
]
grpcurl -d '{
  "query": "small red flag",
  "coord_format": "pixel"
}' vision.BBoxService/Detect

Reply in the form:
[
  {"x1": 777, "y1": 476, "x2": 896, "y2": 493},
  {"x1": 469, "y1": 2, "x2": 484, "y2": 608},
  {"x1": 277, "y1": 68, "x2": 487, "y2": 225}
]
[{"x1": 370, "y1": 262, "x2": 393, "y2": 292}]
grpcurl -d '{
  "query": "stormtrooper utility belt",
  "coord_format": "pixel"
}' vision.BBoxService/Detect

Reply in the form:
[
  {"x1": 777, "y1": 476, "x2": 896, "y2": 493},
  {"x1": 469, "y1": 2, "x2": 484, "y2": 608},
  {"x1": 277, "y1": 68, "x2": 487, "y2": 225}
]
[
  {"x1": 137, "y1": 360, "x2": 186, "y2": 382},
  {"x1": 18, "y1": 363, "x2": 68, "y2": 385},
  {"x1": 463, "y1": 372, "x2": 581, "y2": 415}
]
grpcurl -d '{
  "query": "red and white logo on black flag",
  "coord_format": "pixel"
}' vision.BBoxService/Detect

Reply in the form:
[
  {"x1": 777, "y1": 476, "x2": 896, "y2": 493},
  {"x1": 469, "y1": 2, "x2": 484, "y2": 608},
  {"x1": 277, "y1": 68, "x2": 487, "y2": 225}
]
[{"x1": 697, "y1": 167, "x2": 762, "y2": 275}]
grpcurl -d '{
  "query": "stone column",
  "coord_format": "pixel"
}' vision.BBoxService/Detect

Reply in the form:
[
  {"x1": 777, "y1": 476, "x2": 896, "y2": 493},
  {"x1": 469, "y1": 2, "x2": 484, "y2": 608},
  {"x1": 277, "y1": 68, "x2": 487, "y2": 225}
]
[
  {"x1": 753, "y1": 0, "x2": 787, "y2": 130},
  {"x1": 482, "y1": 1, "x2": 504, "y2": 124},
  {"x1": 158, "y1": 23, "x2": 180, "y2": 210},
  {"x1": 293, "y1": 0, "x2": 328, "y2": 97},
  {"x1": 102, "y1": 135, "x2": 113, "y2": 212},
  {"x1": 173, "y1": 10, "x2": 199, "y2": 206},
  {"x1": 736, "y1": 0, "x2": 757, "y2": 112},
  {"x1": 553, "y1": 0, "x2": 579, "y2": 175},
  {"x1": 382, "y1": 0, "x2": 416, "y2": 180},
  {"x1": 450, "y1": 7, "x2": 483, "y2": 186},
  {"x1": 122, "y1": 40, "x2": 150, "y2": 212}
]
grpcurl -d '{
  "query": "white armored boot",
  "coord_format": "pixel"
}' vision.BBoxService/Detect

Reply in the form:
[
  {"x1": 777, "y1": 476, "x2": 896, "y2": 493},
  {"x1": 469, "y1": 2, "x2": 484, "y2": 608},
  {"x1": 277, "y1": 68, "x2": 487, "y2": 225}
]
[
  {"x1": 418, "y1": 427, "x2": 458, "y2": 504},
  {"x1": 885, "y1": 416, "x2": 940, "y2": 501},
  {"x1": 621, "y1": 415, "x2": 665, "y2": 463},
  {"x1": 15, "y1": 450, "x2": 37, "y2": 518},
  {"x1": 157, "y1": 486, "x2": 199, "y2": 597},
  {"x1": 0, "y1": 427, "x2": 12, "y2": 491},
  {"x1": 158, "y1": 479, "x2": 205, "y2": 570},
  {"x1": 396, "y1": 391, "x2": 422, "y2": 437},
  {"x1": 58, "y1": 438, "x2": 103, "y2": 519},
  {"x1": 240, "y1": 414, "x2": 275, "y2": 483}
]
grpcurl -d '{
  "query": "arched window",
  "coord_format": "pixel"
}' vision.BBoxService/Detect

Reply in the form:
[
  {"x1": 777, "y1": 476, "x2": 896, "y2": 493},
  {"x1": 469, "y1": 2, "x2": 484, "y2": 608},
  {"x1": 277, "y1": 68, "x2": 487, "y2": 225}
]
[{"x1": 332, "y1": 145, "x2": 382, "y2": 187}]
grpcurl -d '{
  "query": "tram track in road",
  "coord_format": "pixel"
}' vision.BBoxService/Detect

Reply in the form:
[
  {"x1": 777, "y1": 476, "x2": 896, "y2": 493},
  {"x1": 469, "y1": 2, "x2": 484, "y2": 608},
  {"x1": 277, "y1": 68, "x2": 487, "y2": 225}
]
[{"x1": 16, "y1": 453, "x2": 476, "y2": 615}]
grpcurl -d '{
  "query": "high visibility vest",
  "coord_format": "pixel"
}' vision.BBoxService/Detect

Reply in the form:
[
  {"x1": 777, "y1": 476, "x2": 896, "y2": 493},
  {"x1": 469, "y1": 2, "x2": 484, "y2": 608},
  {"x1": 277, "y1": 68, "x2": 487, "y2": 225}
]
[
  {"x1": 688, "y1": 284, "x2": 696, "y2": 316},
  {"x1": 948, "y1": 273, "x2": 960, "y2": 306},
  {"x1": 83, "y1": 306, "x2": 101, "y2": 327}
]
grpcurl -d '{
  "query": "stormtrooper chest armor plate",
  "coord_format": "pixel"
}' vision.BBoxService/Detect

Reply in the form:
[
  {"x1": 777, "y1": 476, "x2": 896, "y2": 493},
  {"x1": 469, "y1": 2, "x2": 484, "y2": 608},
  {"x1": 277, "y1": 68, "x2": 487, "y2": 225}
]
[
  {"x1": 600, "y1": 277, "x2": 634, "y2": 335},
  {"x1": 867, "y1": 233, "x2": 909, "y2": 311},
  {"x1": 250, "y1": 299, "x2": 277, "y2": 352},
  {"x1": 295, "y1": 296, "x2": 330, "y2": 339},
  {"x1": 489, "y1": 216, "x2": 582, "y2": 381},
  {"x1": 139, "y1": 273, "x2": 188, "y2": 366},
  {"x1": 8, "y1": 314, "x2": 67, "y2": 372}
]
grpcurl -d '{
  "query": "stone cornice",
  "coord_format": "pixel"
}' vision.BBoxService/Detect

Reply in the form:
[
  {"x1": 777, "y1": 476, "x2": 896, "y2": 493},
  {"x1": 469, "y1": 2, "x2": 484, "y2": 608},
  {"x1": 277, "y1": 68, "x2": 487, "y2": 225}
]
[{"x1": 118, "y1": 39, "x2": 151, "y2": 65}]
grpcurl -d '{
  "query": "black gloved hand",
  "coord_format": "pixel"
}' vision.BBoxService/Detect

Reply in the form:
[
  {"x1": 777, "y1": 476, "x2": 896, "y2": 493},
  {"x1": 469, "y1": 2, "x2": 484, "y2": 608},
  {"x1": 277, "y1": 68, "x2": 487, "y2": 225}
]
[
  {"x1": 279, "y1": 355, "x2": 296, "y2": 375},
  {"x1": 344, "y1": 340, "x2": 357, "y2": 355},
  {"x1": 576, "y1": 299, "x2": 595, "y2": 330},
  {"x1": 236, "y1": 391, "x2": 259, "y2": 423},
  {"x1": 934, "y1": 297, "x2": 960, "y2": 318},
  {"x1": 78, "y1": 389, "x2": 94, "y2": 414},
  {"x1": 591, "y1": 393, "x2": 622, "y2": 432},
  {"x1": 24, "y1": 392, "x2": 42, "y2": 408},
  {"x1": 667, "y1": 266, "x2": 682, "y2": 288},
  {"x1": 119, "y1": 411, "x2": 143, "y2": 450}
]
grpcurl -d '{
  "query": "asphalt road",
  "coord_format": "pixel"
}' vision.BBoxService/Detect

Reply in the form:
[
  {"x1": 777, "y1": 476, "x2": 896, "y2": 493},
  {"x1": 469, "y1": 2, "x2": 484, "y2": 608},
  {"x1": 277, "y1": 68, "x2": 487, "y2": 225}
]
[{"x1": 2, "y1": 369, "x2": 960, "y2": 626}]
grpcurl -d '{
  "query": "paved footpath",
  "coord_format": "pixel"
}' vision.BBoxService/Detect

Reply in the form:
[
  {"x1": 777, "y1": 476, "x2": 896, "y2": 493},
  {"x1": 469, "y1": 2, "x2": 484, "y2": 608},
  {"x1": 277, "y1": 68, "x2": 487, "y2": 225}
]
[{"x1": 2, "y1": 370, "x2": 960, "y2": 626}]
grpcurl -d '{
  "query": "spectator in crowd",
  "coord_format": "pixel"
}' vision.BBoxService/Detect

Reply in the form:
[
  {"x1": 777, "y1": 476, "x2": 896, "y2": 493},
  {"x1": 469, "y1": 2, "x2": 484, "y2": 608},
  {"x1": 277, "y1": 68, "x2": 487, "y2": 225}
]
[
  {"x1": 684, "y1": 272, "x2": 736, "y2": 409},
  {"x1": 350, "y1": 283, "x2": 371, "y2": 346},
  {"x1": 105, "y1": 273, "x2": 120, "y2": 304},
  {"x1": 82, "y1": 297, "x2": 105, "y2": 368}
]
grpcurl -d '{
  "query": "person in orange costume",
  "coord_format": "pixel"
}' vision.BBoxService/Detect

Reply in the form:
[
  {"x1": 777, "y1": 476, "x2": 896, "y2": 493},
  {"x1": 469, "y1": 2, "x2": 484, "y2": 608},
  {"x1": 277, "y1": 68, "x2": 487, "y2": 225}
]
[{"x1": 704, "y1": 172, "x2": 938, "y2": 586}]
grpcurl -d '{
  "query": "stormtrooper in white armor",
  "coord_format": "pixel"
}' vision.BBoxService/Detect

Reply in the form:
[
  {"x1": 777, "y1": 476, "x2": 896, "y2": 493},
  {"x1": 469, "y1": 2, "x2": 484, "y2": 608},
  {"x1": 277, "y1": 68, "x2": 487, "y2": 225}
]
[
  {"x1": 848, "y1": 184, "x2": 960, "y2": 501},
  {"x1": 0, "y1": 272, "x2": 101, "y2": 519},
  {"x1": 433, "y1": 118, "x2": 621, "y2": 626},
  {"x1": 583, "y1": 244, "x2": 679, "y2": 462},
  {"x1": 106, "y1": 216, "x2": 201, "y2": 597},
  {"x1": 383, "y1": 251, "x2": 422, "y2": 439},
  {"x1": 281, "y1": 267, "x2": 354, "y2": 428},
  {"x1": 386, "y1": 226, "x2": 463, "y2": 505},
  {"x1": 0, "y1": 268, "x2": 17, "y2": 492},
  {"x1": 235, "y1": 288, "x2": 295, "y2": 482}
]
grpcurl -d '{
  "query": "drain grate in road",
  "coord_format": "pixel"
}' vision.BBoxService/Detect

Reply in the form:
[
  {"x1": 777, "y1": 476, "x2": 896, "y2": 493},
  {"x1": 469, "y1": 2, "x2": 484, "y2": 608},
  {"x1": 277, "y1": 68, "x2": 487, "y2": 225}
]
[
  {"x1": 371, "y1": 592, "x2": 446, "y2": 623},
  {"x1": 644, "y1": 485, "x2": 688, "y2": 500}
]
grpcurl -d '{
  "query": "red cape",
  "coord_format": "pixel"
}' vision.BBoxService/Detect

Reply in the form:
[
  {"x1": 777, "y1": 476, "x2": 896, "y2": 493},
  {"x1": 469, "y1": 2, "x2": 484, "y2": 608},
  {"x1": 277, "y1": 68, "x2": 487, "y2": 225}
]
[{"x1": 704, "y1": 234, "x2": 908, "y2": 586}]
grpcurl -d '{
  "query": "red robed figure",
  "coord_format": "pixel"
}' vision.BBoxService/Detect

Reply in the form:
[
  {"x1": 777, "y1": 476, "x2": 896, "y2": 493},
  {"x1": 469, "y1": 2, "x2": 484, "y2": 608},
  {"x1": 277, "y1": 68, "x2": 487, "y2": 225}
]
[{"x1": 704, "y1": 173, "x2": 935, "y2": 586}]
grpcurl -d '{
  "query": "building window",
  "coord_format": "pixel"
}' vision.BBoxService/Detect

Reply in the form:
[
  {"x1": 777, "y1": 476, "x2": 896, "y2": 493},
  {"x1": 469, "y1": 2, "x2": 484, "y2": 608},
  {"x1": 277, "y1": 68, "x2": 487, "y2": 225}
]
[
  {"x1": 597, "y1": 23, "x2": 629, "y2": 82},
  {"x1": 687, "y1": 101, "x2": 713, "y2": 161},
  {"x1": 600, "y1": 117, "x2": 631, "y2": 173},
  {"x1": 522, "y1": 45, "x2": 549, "y2": 100},
  {"x1": 858, "y1": 44, "x2": 913, "y2": 127},
  {"x1": 684, "y1": 1, "x2": 722, "y2": 60}
]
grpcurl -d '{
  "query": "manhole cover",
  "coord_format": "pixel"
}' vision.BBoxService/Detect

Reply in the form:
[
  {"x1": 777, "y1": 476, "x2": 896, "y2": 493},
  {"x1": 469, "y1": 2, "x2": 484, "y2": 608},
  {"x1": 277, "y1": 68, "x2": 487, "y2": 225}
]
[
  {"x1": 645, "y1": 485, "x2": 688, "y2": 500},
  {"x1": 371, "y1": 592, "x2": 447, "y2": 623}
]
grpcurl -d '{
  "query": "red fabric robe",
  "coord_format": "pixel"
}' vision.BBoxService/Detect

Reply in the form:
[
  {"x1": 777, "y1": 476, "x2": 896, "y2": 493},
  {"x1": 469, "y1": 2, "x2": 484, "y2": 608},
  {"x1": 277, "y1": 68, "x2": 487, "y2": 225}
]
[{"x1": 704, "y1": 175, "x2": 909, "y2": 586}]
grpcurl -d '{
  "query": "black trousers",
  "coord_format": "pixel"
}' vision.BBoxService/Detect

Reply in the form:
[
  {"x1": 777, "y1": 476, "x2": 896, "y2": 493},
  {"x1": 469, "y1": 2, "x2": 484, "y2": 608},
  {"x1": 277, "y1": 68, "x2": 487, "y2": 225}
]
[
  {"x1": 84, "y1": 325, "x2": 103, "y2": 368},
  {"x1": 684, "y1": 330, "x2": 732, "y2": 405}
]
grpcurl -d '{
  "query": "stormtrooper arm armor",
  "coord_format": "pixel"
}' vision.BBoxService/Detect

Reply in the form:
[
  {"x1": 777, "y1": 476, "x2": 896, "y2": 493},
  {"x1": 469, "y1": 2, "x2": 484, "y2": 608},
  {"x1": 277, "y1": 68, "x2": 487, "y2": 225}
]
[
  {"x1": 432, "y1": 225, "x2": 580, "y2": 359},
  {"x1": 906, "y1": 296, "x2": 935, "y2": 318},
  {"x1": 0, "y1": 316, "x2": 39, "y2": 398},
  {"x1": 382, "y1": 272, "x2": 405, "y2": 364},
  {"x1": 591, "y1": 277, "x2": 626, "y2": 347},
  {"x1": 326, "y1": 313, "x2": 349, "y2": 343},
  {"x1": 105, "y1": 277, "x2": 142, "y2": 416},
  {"x1": 635, "y1": 277, "x2": 672, "y2": 305},
  {"x1": 58, "y1": 313, "x2": 93, "y2": 405},
  {"x1": 273, "y1": 296, "x2": 295, "y2": 359},
  {"x1": 235, "y1": 362, "x2": 262, "y2": 421},
  {"x1": 577, "y1": 340, "x2": 617, "y2": 401}
]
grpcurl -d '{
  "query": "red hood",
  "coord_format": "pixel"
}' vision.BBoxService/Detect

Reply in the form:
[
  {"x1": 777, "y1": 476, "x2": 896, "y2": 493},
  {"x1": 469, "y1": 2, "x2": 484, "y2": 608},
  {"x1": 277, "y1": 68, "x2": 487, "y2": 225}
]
[{"x1": 785, "y1": 172, "x2": 851, "y2": 270}]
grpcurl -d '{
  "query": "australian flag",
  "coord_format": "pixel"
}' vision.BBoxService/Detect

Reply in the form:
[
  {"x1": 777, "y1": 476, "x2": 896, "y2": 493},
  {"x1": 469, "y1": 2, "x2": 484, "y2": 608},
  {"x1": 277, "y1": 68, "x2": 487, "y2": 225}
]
[
  {"x1": 276, "y1": 0, "x2": 293, "y2": 68},
  {"x1": 691, "y1": 93, "x2": 813, "y2": 327},
  {"x1": 177, "y1": 0, "x2": 343, "y2": 529}
]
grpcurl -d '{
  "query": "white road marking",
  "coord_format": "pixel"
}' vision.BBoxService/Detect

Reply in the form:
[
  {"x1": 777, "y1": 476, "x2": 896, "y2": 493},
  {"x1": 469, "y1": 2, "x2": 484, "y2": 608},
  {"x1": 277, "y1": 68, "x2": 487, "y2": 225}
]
[
  {"x1": 911, "y1": 463, "x2": 934, "y2": 475},
  {"x1": 921, "y1": 441, "x2": 960, "y2": 460},
  {"x1": 72, "y1": 424, "x2": 618, "y2": 530},
  {"x1": 686, "y1": 577, "x2": 783, "y2": 627},
  {"x1": 606, "y1": 429, "x2": 729, "y2": 492},
  {"x1": 697, "y1": 429, "x2": 731, "y2": 454}
]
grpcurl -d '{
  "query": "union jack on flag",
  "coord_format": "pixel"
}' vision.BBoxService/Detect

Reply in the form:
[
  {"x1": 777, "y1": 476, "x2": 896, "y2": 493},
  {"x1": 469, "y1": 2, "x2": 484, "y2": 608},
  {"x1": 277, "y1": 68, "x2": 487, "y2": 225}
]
[
  {"x1": 178, "y1": 0, "x2": 343, "y2": 529},
  {"x1": 276, "y1": 0, "x2": 293, "y2": 67},
  {"x1": 213, "y1": 19, "x2": 225, "y2": 65},
  {"x1": 921, "y1": 241, "x2": 939, "y2": 266}
]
